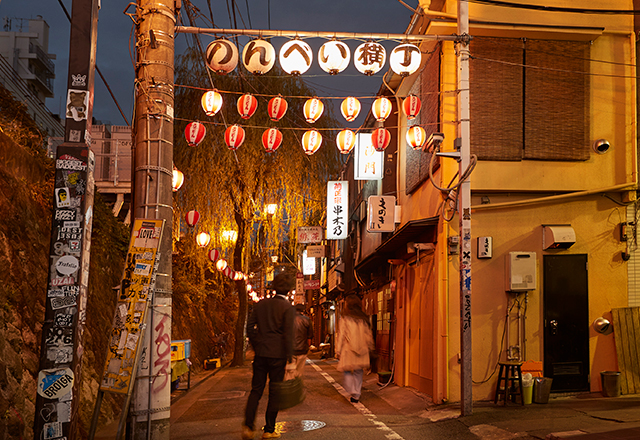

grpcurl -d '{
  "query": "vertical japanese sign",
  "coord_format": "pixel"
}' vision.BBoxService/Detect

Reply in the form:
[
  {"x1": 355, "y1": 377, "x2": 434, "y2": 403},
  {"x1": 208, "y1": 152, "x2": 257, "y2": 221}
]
[
  {"x1": 354, "y1": 133, "x2": 383, "y2": 180},
  {"x1": 295, "y1": 273, "x2": 305, "y2": 304},
  {"x1": 327, "y1": 181, "x2": 348, "y2": 240},
  {"x1": 99, "y1": 219, "x2": 164, "y2": 394},
  {"x1": 302, "y1": 250, "x2": 316, "y2": 275},
  {"x1": 367, "y1": 195, "x2": 396, "y2": 232},
  {"x1": 34, "y1": 145, "x2": 95, "y2": 440}
]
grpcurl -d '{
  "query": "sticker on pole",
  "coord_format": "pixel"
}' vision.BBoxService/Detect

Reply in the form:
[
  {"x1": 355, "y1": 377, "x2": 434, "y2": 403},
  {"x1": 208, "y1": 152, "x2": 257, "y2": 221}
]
[{"x1": 37, "y1": 368, "x2": 74, "y2": 399}]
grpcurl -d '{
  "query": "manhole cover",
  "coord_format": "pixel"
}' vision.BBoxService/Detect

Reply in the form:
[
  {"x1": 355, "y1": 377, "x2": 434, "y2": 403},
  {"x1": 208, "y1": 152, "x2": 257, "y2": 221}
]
[{"x1": 276, "y1": 420, "x2": 326, "y2": 432}]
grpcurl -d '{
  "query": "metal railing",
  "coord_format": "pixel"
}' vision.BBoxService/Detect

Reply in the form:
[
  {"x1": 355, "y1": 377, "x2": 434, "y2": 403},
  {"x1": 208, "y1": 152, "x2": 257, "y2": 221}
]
[{"x1": 29, "y1": 41, "x2": 55, "y2": 74}]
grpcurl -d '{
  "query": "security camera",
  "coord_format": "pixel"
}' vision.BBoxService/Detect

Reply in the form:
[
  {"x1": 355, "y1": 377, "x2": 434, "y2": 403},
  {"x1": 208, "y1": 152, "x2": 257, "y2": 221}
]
[
  {"x1": 425, "y1": 132, "x2": 444, "y2": 152},
  {"x1": 592, "y1": 139, "x2": 610, "y2": 155}
]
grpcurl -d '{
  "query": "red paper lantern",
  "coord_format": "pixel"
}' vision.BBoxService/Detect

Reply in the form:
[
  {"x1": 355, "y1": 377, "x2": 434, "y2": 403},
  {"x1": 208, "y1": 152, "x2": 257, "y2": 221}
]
[
  {"x1": 196, "y1": 232, "x2": 211, "y2": 248},
  {"x1": 341, "y1": 97, "x2": 361, "y2": 122},
  {"x1": 208, "y1": 248, "x2": 220, "y2": 262},
  {"x1": 301, "y1": 130, "x2": 322, "y2": 155},
  {"x1": 237, "y1": 93, "x2": 258, "y2": 119},
  {"x1": 336, "y1": 129, "x2": 356, "y2": 154},
  {"x1": 262, "y1": 128, "x2": 283, "y2": 153},
  {"x1": 371, "y1": 128, "x2": 391, "y2": 152},
  {"x1": 403, "y1": 94, "x2": 421, "y2": 120},
  {"x1": 223, "y1": 267, "x2": 233, "y2": 278},
  {"x1": 406, "y1": 125, "x2": 427, "y2": 150},
  {"x1": 303, "y1": 97, "x2": 324, "y2": 123},
  {"x1": 184, "y1": 121, "x2": 206, "y2": 147},
  {"x1": 216, "y1": 259, "x2": 228, "y2": 271},
  {"x1": 185, "y1": 210, "x2": 200, "y2": 227},
  {"x1": 372, "y1": 97, "x2": 392, "y2": 122},
  {"x1": 224, "y1": 124, "x2": 245, "y2": 150},
  {"x1": 201, "y1": 90, "x2": 223, "y2": 116},
  {"x1": 267, "y1": 95, "x2": 288, "y2": 121}
]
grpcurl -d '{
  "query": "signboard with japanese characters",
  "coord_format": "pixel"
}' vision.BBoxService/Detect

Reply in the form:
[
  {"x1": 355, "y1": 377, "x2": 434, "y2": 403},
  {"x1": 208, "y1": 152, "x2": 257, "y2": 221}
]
[
  {"x1": 99, "y1": 219, "x2": 164, "y2": 394},
  {"x1": 327, "y1": 181, "x2": 348, "y2": 240},
  {"x1": 306, "y1": 245, "x2": 325, "y2": 258},
  {"x1": 367, "y1": 195, "x2": 396, "y2": 233},
  {"x1": 354, "y1": 133, "x2": 383, "y2": 180},
  {"x1": 297, "y1": 226, "x2": 323, "y2": 244},
  {"x1": 295, "y1": 273, "x2": 305, "y2": 304},
  {"x1": 304, "y1": 279, "x2": 321, "y2": 290},
  {"x1": 302, "y1": 249, "x2": 316, "y2": 275}
]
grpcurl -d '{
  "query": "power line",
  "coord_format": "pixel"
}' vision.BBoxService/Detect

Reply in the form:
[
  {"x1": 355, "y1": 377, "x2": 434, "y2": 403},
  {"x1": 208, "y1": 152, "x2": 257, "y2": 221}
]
[{"x1": 467, "y1": 0, "x2": 640, "y2": 15}]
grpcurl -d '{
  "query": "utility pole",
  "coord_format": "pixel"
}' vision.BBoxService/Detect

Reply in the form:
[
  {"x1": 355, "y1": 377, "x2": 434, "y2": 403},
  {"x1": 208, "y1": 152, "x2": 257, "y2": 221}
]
[
  {"x1": 129, "y1": 0, "x2": 175, "y2": 438},
  {"x1": 33, "y1": 0, "x2": 99, "y2": 439},
  {"x1": 457, "y1": 0, "x2": 473, "y2": 416}
]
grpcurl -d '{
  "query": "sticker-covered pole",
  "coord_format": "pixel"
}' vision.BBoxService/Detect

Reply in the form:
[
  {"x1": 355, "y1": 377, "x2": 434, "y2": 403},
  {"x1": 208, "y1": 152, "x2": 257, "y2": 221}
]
[{"x1": 33, "y1": 0, "x2": 99, "y2": 439}]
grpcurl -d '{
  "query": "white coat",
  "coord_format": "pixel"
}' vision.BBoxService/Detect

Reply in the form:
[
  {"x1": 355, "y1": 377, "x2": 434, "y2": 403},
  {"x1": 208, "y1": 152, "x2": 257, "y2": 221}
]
[{"x1": 336, "y1": 316, "x2": 374, "y2": 372}]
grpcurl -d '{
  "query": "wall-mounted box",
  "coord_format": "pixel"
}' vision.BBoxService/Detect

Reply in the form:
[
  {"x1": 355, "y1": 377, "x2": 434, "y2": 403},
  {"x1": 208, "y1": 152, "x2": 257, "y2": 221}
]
[
  {"x1": 477, "y1": 236, "x2": 492, "y2": 258},
  {"x1": 506, "y1": 252, "x2": 536, "y2": 291}
]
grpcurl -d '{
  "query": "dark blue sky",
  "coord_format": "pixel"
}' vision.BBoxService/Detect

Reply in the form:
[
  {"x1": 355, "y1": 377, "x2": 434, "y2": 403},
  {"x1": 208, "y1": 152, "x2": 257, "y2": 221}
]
[{"x1": 0, "y1": 0, "x2": 416, "y2": 126}]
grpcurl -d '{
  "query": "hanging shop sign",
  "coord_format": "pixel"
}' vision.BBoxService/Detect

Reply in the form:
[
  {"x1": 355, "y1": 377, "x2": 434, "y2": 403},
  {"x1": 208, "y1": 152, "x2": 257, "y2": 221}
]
[
  {"x1": 297, "y1": 226, "x2": 323, "y2": 244},
  {"x1": 302, "y1": 249, "x2": 316, "y2": 275},
  {"x1": 326, "y1": 181, "x2": 348, "y2": 240},
  {"x1": 367, "y1": 195, "x2": 396, "y2": 233},
  {"x1": 242, "y1": 38, "x2": 276, "y2": 75},
  {"x1": 354, "y1": 133, "x2": 383, "y2": 180},
  {"x1": 306, "y1": 245, "x2": 325, "y2": 258}
]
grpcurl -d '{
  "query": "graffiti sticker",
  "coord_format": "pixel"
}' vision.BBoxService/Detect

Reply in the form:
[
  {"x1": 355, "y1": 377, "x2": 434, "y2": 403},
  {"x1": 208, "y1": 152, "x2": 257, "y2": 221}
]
[{"x1": 37, "y1": 368, "x2": 74, "y2": 400}]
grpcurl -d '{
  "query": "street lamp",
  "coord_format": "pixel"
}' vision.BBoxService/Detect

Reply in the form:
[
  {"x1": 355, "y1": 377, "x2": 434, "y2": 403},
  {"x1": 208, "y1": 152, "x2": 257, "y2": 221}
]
[{"x1": 264, "y1": 204, "x2": 278, "y2": 216}]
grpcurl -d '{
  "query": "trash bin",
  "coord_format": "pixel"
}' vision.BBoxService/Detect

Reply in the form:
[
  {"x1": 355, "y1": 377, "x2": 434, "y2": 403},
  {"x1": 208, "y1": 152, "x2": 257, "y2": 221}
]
[
  {"x1": 600, "y1": 371, "x2": 621, "y2": 397},
  {"x1": 533, "y1": 377, "x2": 553, "y2": 404}
]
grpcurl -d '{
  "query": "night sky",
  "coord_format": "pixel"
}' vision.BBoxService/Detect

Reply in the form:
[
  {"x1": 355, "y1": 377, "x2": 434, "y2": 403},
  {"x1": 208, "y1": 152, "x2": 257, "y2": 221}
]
[{"x1": 0, "y1": 0, "x2": 416, "y2": 126}]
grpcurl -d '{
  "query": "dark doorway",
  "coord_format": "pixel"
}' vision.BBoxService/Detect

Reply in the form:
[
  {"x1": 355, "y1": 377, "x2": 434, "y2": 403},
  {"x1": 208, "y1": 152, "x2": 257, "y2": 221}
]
[{"x1": 543, "y1": 254, "x2": 590, "y2": 392}]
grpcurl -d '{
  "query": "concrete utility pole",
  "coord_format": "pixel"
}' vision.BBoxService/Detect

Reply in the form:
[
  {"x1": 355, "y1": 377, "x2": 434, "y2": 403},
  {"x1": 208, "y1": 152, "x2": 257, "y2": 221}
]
[
  {"x1": 33, "y1": 0, "x2": 99, "y2": 439},
  {"x1": 129, "y1": 0, "x2": 175, "y2": 438},
  {"x1": 457, "y1": 0, "x2": 473, "y2": 416}
]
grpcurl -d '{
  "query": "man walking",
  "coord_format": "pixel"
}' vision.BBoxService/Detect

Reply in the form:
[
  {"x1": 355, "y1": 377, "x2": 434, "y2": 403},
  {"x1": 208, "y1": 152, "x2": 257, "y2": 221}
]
[
  {"x1": 243, "y1": 274, "x2": 295, "y2": 440},
  {"x1": 291, "y1": 304, "x2": 313, "y2": 378}
]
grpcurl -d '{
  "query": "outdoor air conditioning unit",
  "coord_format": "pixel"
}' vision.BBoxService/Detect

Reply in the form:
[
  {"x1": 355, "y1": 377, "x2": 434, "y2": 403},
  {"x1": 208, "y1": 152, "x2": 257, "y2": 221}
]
[{"x1": 506, "y1": 252, "x2": 537, "y2": 292}]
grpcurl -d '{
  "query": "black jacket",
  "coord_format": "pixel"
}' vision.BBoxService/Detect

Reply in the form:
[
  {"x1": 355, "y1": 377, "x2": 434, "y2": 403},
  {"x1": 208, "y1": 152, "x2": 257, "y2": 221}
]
[
  {"x1": 246, "y1": 294, "x2": 294, "y2": 359},
  {"x1": 293, "y1": 312, "x2": 314, "y2": 355}
]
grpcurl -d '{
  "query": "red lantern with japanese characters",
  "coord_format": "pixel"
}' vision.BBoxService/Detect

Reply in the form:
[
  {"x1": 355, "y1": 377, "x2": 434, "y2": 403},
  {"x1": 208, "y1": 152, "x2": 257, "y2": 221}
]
[
  {"x1": 262, "y1": 128, "x2": 283, "y2": 153},
  {"x1": 224, "y1": 124, "x2": 245, "y2": 150},
  {"x1": 371, "y1": 128, "x2": 391, "y2": 152},
  {"x1": 208, "y1": 248, "x2": 220, "y2": 262},
  {"x1": 302, "y1": 130, "x2": 322, "y2": 155},
  {"x1": 201, "y1": 90, "x2": 223, "y2": 116},
  {"x1": 237, "y1": 93, "x2": 258, "y2": 119},
  {"x1": 406, "y1": 125, "x2": 427, "y2": 150},
  {"x1": 184, "y1": 121, "x2": 206, "y2": 147},
  {"x1": 267, "y1": 95, "x2": 288, "y2": 121},
  {"x1": 336, "y1": 129, "x2": 356, "y2": 154},
  {"x1": 303, "y1": 97, "x2": 324, "y2": 123},
  {"x1": 341, "y1": 97, "x2": 361, "y2": 122},
  {"x1": 371, "y1": 97, "x2": 392, "y2": 122},
  {"x1": 403, "y1": 95, "x2": 421, "y2": 120},
  {"x1": 185, "y1": 210, "x2": 200, "y2": 227}
]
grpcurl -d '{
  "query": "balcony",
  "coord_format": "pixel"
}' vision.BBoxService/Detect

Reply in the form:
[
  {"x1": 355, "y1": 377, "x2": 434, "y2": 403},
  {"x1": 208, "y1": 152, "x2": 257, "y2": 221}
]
[{"x1": 29, "y1": 42, "x2": 55, "y2": 75}]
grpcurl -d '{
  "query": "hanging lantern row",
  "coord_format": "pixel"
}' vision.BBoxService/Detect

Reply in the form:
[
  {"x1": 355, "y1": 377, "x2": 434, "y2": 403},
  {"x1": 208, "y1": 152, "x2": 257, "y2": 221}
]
[
  {"x1": 198, "y1": 92, "x2": 420, "y2": 125},
  {"x1": 206, "y1": 38, "x2": 422, "y2": 77}
]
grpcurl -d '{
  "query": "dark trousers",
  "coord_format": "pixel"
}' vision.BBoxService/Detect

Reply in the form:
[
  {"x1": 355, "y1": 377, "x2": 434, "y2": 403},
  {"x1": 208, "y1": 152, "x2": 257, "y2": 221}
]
[{"x1": 244, "y1": 356, "x2": 287, "y2": 433}]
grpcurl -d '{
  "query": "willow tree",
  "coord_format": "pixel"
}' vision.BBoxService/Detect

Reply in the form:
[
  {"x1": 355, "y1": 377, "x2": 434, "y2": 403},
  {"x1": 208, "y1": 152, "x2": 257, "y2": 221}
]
[{"x1": 173, "y1": 46, "x2": 340, "y2": 366}]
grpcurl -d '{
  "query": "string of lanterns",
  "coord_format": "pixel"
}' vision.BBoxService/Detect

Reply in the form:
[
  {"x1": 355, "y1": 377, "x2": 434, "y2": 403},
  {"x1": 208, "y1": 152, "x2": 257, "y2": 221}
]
[
  {"x1": 206, "y1": 37, "x2": 422, "y2": 78},
  {"x1": 185, "y1": 91, "x2": 427, "y2": 154}
]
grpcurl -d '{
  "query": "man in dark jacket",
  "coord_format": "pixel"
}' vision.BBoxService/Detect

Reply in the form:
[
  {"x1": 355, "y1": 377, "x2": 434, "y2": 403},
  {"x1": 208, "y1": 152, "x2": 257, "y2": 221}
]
[
  {"x1": 291, "y1": 304, "x2": 314, "y2": 378},
  {"x1": 243, "y1": 274, "x2": 294, "y2": 440}
]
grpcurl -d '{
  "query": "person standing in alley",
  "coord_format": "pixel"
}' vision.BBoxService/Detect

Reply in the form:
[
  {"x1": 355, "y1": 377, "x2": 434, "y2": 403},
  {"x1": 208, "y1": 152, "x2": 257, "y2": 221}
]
[
  {"x1": 289, "y1": 304, "x2": 314, "y2": 379},
  {"x1": 242, "y1": 273, "x2": 295, "y2": 440},
  {"x1": 336, "y1": 294, "x2": 374, "y2": 404}
]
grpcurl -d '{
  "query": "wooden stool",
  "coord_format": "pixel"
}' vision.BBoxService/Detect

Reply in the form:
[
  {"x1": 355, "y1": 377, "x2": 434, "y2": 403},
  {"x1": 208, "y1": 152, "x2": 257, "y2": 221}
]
[{"x1": 494, "y1": 361, "x2": 524, "y2": 405}]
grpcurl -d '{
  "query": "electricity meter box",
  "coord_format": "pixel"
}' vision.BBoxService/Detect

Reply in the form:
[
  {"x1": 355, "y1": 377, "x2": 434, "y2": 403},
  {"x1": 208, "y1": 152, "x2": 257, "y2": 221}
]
[{"x1": 506, "y1": 252, "x2": 536, "y2": 292}]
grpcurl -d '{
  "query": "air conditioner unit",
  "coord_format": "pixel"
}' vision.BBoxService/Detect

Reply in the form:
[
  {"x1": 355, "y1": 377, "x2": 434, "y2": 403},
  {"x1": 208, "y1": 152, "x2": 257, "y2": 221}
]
[{"x1": 506, "y1": 252, "x2": 537, "y2": 292}]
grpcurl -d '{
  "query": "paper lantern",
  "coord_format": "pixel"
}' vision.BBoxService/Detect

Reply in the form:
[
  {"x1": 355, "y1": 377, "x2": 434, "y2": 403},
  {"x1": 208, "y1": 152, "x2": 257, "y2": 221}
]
[
  {"x1": 406, "y1": 125, "x2": 427, "y2": 150},
  {"x1": 267, "y1": 95, "x2": 288, "y2": 121},
  {"x1": 208, "y1": 248, "x2": 220, "y2": 262},
  {"x1": 172, "y1": 168, "x2": 184, "y2": 192},
  {"x1": 403, "y1": 94, "x2": 421, "y2": 120},
  {"x1": 318, "y1": 40, "x2": 350, "y2": 75},
  {"x1": 216, "y1": 259, "x2": 228, "y2": 271},
  {"x1": 341, "y1": 97, "x2": 361, "y2": 122},
  {"x1": 196, "y1": 231, "x2": 211, "y2": 248},
  {"x1": 372, "y1": 97, "x2": 392, "y2": 122},
  {"x1": 390, "y1": 43, "x2": 421, "y2": 77},
  {"x1": 184, "y1": 121, "x2": 206, "y2": 147},
  {"x1": 224, "y1": 124, "x2": 245, "y2": 150},
  {"x1": 185, "y1": 210, "x2": 200, "y2": 227},
  {"x1": 279, "y1": 39, "x2": 313, "y2": 75},
  {"x1": 205, "y1": 39, "x2": 238, "y2": 74},
  {"x1": 242, "y1": 39, "x2": 276, "y2": 75},
  {"x1": 303, "y1": 97, "x2": 324, "y2": 123},
  {"x1": 237, "y1": 93, "x2": 258, "y2": 119},
  {"x1": 201, "y1": 90, "x2": 223, "y2": 116},
  {"x1": 354, "y1": 41, "x2": 386, "y2": 76},
  {"x1": 371, "y1": 128, "x2": 391, "y2": 152},
  {"x1": 301, "y1": 130, "x2": 322, "y2": 155},
  {"x1": 223, "y1": 267, "x2": 233, "y2": 278},
  {"x1": 262, "y1": 128, "x2": 283, "y2": 153},
  {"x1": 336, "y1": 129, "x2": 356, "y2": 154},
  {"x1": 233, "y1": 271, "x2": 244, "y2": 281}
]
